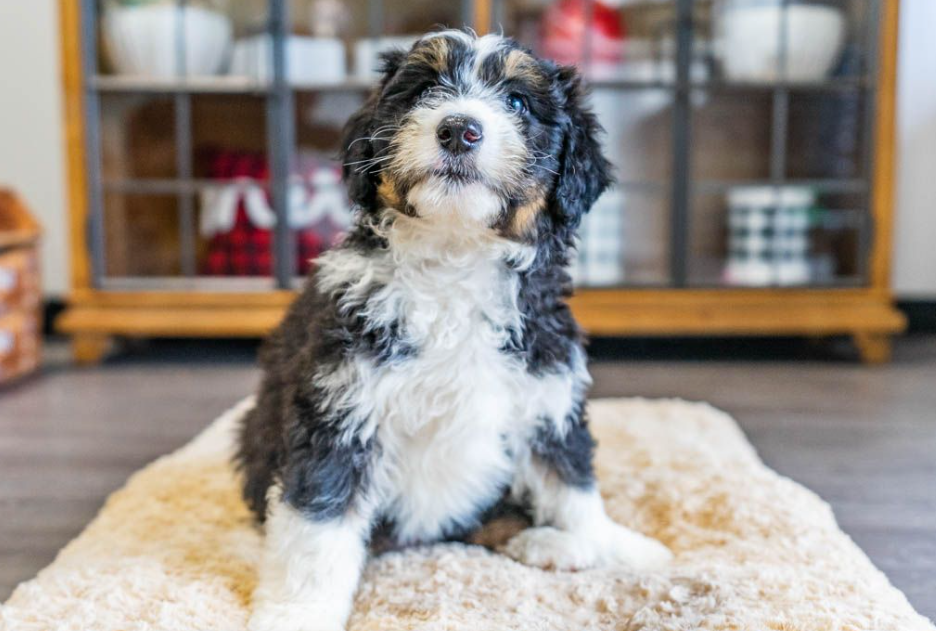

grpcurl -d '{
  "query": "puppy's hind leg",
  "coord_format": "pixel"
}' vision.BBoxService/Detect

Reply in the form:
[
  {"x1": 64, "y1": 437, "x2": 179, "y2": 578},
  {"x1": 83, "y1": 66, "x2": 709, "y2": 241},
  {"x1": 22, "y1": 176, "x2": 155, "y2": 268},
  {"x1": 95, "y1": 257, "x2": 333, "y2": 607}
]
[{"x1": 249, "y1": 500, "x2": 370, "y2": 631}]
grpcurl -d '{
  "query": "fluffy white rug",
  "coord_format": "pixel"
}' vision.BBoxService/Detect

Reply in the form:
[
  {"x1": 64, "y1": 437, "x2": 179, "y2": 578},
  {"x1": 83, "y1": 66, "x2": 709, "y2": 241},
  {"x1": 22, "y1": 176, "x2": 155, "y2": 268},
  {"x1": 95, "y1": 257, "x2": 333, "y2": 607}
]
[{"x1": 1, "y1": 398, "x2": 932, "y2": 631}]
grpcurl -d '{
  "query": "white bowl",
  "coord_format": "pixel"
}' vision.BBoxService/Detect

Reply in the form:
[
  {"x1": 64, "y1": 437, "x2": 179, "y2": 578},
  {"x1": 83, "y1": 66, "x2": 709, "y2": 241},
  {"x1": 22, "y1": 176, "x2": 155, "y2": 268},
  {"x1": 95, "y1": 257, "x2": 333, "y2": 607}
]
[
  {"x1": 715, "y1": 2, "x2": 846, "y2": 82},
  {"x1": 230, "y1": 35, "x2": 345, "y2": 85},
  {"x1": 104, "y1": 5, "x2": 233, "y2": 78}
]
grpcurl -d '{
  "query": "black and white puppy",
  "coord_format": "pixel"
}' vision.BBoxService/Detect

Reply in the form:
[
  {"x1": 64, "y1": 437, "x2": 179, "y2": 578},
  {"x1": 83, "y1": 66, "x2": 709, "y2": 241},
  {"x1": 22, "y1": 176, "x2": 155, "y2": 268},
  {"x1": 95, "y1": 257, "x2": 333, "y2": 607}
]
[{"x1": 237, "y1": 29, "x2": 672, "y2": 631}]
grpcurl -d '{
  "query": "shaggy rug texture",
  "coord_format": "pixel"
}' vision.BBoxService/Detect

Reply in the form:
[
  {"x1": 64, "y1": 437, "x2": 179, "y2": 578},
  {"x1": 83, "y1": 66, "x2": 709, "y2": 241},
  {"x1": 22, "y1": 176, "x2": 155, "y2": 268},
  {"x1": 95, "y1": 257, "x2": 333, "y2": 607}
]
[{"x1": 1, "y1": 398, "x2": 933, "y2": 631}]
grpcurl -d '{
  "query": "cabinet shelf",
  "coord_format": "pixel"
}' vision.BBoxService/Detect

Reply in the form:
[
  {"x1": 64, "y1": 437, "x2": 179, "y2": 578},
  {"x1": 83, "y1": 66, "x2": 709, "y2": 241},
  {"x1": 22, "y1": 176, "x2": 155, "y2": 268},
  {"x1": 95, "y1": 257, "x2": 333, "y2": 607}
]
[
  {"x1": 93, "y1": 75, "x2": 871, "y2": 96},
  {"x1": 94, "y1": 75, "x2": 380, "y2": 94},
  {"x1": 692, "y1": 78, "x2": 870, "y2": 93},
  {"x1": 94, "y1": 75, "x2": 270, "y2": 94},
  {"x1": 693, "y1": 179, "x2": 869, "y2": 194}
]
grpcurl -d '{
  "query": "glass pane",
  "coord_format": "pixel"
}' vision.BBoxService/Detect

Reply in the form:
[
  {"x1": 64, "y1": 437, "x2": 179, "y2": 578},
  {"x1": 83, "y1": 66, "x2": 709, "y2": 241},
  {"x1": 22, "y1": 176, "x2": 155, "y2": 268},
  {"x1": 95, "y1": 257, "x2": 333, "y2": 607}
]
[
  {"x1": 103, "y1": 193, "x2": 181, "y2": 278},
  {"x1": 701, "y1": 0, "x2": 873, "y2": 84},
  {"x1": 498, "y1": 0, "x2": 677, "y2": 83},
  {"x1": 572, "y1": 190, "x2": 670, "y2": 288},
  {"x1": 259, "y1": 0, "x2": 473, "y2": 87},
  {"x1": 191, "y1": 94, "x2": 268, "y2": 180},
  {"x1": 691, "y1": 89, "x2": 771, "y2": 182},
  {"x1": 594, "y1": 88, "x2": 672, "y2": 184},
  {"x1": 101, "y1": 94, "x2": 177, "y2": 181},
  {"x1": 688, "y1": 187, "x2": 868, "y2": 287},
  {"x1": 341, "y1": 0, "x2": 469, "y2": 36},
  {"x1": 809, "y1": 191, "x2": 867, "y2": 285},
  {"x1": 787, "y1": 89, "x2": 867, "y2": 180},
  {"x1": 190, "y1": 95, "x2": 274, "y2": 279},
  {"x1": 687, "y1": 191, "x2": 727, "y2": 286},
  {"x1": 101, "y1": 190, "x2": 281, "y2": 288},
  {"x1": 292, "y1": 92, "x2": 360, "y2": 280}
]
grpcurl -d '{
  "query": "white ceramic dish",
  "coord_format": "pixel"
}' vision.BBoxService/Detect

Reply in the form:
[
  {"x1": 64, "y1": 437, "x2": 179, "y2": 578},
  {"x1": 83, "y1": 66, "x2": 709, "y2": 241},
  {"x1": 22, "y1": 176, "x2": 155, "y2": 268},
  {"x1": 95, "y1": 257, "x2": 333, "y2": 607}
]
[
  {"x1": 230, "y1": 35, "x2": 346, "y2": 85},
  {"x1": 714, "y1": 1, "x2": 846, "y2": 82},
  {"x1": 103, "y1": 5, "x2": 232, "y2": 78}
]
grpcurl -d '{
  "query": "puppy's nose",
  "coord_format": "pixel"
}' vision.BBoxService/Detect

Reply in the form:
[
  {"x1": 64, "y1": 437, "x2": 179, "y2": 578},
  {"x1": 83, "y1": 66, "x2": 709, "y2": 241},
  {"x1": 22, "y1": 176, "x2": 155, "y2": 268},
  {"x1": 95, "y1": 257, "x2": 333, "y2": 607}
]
[{"x1": 436, "y1": 115, "x2": 483, "y2": 154}]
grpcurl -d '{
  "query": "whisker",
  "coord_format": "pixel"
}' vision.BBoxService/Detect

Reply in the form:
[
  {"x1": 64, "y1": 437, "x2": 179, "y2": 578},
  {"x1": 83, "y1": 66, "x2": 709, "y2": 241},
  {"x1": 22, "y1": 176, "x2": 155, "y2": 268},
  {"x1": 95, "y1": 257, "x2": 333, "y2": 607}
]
[
  {"x1": 343, "y1": 155, "x2": 393, "y2": 166},
  {"x1": 345, "y1": 157, "x2": 395, "y2": 172},
  {"x1": 346, "y1": 132, "x2": 398, "y2": 149}
]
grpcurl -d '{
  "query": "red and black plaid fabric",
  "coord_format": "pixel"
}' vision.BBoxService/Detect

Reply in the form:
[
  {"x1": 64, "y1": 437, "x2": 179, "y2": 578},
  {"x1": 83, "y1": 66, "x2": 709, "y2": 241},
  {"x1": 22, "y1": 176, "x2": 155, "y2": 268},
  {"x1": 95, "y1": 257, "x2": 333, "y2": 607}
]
[{"x1": 201, "y1": 150, "x2": 327, "y2": 277}]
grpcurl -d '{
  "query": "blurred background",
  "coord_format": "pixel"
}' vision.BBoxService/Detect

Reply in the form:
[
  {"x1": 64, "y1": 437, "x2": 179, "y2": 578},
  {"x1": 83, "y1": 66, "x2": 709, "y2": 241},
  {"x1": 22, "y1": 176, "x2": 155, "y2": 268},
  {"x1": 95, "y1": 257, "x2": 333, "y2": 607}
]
[
  {"x1": 0, "y1": 0, "x2": 933, "y2": 366},
  {"x1": 0, "y1": 0, "x2": 933, "y2": 620}
]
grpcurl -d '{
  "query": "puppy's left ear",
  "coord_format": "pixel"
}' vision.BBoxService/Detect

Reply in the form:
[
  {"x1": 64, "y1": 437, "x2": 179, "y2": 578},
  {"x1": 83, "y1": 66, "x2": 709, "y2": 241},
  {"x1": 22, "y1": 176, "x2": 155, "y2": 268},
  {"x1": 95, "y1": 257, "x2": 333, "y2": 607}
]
[
  {"x1": 341, "y1": 93, "x2": 379, "y2": 209},
  {"x1": 340, "y1": 49, "x2": 407, "y2": 209},
  {"x1": 550, "y1": 66, "x2": 613, "y2": 230}
]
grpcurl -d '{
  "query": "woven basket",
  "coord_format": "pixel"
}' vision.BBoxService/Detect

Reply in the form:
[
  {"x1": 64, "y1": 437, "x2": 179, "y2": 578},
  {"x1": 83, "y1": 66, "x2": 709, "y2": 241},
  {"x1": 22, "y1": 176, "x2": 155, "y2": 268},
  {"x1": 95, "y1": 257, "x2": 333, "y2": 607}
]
[{"x1": 0, "y1": 190, "x2": 42, "y2": 384}]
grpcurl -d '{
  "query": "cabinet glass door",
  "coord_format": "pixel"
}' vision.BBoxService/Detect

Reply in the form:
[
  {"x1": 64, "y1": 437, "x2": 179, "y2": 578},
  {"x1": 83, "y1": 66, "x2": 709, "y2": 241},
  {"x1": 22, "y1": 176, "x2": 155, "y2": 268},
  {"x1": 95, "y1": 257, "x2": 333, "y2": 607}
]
[
  {"x1": 91, "y1": 0, "x2": 276, "y2": 289},
  {"x1": 687, "y1": 0, "x2": 877, "y2": 288}
]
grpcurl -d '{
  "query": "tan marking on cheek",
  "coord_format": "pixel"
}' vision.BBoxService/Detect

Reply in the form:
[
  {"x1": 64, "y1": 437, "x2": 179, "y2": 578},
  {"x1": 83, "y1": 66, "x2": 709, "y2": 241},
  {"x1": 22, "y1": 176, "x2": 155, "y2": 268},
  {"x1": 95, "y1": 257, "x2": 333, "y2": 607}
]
[
  {"x1": 509, "y1": 193, "x2": 546, "y2": 240},
  {"x1": 377, "y1": 177, "x2": 402, "y2": 209}
]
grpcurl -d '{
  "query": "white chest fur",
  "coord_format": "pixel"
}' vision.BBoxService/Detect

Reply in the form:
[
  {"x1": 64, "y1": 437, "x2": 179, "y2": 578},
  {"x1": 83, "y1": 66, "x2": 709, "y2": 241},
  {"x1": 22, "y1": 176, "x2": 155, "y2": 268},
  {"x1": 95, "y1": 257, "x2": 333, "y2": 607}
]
[
  {"x1": 313, "y1": 219, "x2": 582, "y2": 542},
  {"x1": 372, "y1": 261, "x2": 524, "y2": 541}
]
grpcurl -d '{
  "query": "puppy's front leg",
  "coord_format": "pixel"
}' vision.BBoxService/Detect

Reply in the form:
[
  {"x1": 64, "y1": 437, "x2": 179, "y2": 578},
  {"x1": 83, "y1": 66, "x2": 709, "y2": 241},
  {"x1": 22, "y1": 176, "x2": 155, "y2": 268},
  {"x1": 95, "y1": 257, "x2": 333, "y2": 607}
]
[
  {"x1": 504, "y1": 413, "x2": 672, "y2": 572},
  {"x1": 249, "y1": 500, "x2": 370, "y2": 631}
]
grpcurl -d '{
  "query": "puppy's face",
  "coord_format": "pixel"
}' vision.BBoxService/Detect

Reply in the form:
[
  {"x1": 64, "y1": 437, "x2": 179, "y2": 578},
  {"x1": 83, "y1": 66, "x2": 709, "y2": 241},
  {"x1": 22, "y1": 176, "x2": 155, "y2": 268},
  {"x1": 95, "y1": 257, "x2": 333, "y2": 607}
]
[{"x1": 342, "y1": 31, "x2": 611, "y2": 242}]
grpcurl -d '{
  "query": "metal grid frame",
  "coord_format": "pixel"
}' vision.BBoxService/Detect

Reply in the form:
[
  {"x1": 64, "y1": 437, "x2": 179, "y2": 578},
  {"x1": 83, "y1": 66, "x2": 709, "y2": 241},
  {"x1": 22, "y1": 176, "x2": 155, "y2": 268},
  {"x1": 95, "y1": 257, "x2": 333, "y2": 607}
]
[{"x1": 80, "y1": 0, "x2": 882, "y2": 292}]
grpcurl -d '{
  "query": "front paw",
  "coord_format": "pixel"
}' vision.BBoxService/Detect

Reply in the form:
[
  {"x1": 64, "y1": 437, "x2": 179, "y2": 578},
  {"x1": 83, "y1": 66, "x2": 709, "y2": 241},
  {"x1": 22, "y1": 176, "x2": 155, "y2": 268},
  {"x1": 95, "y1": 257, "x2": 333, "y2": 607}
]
[
  {"x1": 601, "y1": 522, "x2": 673, "y2": 570},
  {"x1": 502, "y1": 526, "x2": 600, "y2": 571},
  {"x1": 502, "y1": 524, "x2": 672, "y2": 572},
  {"x1": 248, "y1": 601, "x2": 346, "y2": 631}
]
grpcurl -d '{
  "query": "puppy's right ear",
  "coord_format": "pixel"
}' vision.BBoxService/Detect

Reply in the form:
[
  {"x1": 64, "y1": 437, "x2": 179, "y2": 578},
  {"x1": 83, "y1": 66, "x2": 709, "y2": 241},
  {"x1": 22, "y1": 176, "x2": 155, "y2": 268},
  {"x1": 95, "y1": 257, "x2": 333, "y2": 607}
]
[
  {"x1": 340, "y1": 49, "x2": 406, "y2": 209},
  {"x1": 376, "y1": 48, "x2": 406, "y2": 81}
]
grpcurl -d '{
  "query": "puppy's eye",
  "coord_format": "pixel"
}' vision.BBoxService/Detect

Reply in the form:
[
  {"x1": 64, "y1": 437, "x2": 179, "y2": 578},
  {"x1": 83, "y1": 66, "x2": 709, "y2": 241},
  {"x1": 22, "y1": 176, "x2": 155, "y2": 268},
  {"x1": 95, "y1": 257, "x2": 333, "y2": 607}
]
[{"x1": 506, "y1": 93, "x2": 527, "y2": 114}]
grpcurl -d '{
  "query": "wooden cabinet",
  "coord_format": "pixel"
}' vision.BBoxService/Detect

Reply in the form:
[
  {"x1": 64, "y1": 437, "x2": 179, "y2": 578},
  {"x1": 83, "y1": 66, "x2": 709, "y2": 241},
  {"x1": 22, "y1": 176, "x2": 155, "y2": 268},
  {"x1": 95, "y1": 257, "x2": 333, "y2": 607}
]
[{"x1": 58, "y1": 0, "x2": 905, "y2": 363}]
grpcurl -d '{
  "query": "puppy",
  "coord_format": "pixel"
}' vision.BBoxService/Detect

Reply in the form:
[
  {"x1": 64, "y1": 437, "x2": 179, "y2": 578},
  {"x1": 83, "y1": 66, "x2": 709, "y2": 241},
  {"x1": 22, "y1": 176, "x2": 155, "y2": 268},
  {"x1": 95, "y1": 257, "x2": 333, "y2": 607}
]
[{"x1": 236, "y1": 29, "x2": 672, "y2": 631}]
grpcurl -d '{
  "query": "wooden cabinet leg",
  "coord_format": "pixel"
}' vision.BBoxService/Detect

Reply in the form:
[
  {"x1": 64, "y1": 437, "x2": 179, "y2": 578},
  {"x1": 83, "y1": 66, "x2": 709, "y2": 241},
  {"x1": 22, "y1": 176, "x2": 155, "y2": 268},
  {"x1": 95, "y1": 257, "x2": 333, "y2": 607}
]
[
  {"x1": 853, "y1": 333, "x2": 893, "y2": 364},
  {"x1": 71, "y1": 334, "x2": 112, "y2": 365}
]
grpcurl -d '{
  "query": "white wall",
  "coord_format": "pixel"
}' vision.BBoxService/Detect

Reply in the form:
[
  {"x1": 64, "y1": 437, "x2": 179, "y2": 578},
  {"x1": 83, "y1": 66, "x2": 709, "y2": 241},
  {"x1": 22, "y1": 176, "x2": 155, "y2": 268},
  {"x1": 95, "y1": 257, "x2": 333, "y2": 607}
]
[
  {"x1": 894, "y1": 0, "x2": 936, "y2": 298},
  {"x1": 0, "y1": 2, "x2": 932, "y2": 299},
  {"x1": 0, "y1": 0, "x2": 69, "y2": 297}
]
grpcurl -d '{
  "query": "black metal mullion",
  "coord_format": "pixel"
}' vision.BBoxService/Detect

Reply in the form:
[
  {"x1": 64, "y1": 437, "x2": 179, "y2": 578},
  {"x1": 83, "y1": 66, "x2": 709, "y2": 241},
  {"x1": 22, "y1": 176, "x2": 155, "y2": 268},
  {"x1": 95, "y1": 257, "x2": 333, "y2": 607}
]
[
  {"x1": 578, "y1": 0, "x2": 596, "y2": 277},
  {"x1": 267, "y1": 0, "x2": 296, "y2": 289},
  {"x1": 582, "y1": 0, "x2": 595, "y2": 74},
  {"x1": 491, "y1": 0, "x2": 506, "y2": 33},
  {"x1": 80, "y1": 0, "x2": 107, "y2": 287},
  {"x1": 174, "y1": 0, "x2": 197, "y2": 277},
  {"x1": 175, "y1": 94, "x2": 197, "y2": 277},
  {"x1": 858, "y1": 0, "x2": 883, "y2": 284},
  {"x1": 669, "y1": 0, "x2": 693, "y2": 288},
  {"x1": 769, "y1": 0, "x2": 791, "y2": 186},
  {"x1": 464, "y1": 0, "x2": 476, "y2": 31},
  {"x1": 367, "y1": 0, "x2": 383, "y2": 39}
]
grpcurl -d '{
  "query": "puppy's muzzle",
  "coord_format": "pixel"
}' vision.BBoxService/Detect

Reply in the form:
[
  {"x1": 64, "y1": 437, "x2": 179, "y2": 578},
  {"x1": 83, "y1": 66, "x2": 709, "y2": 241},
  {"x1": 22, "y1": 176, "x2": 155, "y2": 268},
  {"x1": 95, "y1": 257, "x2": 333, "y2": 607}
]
[{"x1": 436, "y1": 115, "x2": 483, "y2": 155}]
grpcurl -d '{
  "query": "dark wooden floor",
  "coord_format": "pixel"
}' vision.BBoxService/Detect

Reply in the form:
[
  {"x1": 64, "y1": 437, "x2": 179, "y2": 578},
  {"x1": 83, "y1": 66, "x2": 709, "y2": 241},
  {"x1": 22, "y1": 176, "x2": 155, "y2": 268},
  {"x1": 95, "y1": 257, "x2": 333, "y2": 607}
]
[{"x1": 1, "y1": 336, "x2": 934, "y2": 622}]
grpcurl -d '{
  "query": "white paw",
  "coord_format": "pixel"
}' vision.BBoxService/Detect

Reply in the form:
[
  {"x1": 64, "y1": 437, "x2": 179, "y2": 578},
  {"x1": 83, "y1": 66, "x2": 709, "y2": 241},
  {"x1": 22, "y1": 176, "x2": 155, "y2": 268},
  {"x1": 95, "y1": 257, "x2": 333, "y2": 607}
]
[
  {"x1": 502, "y1": 524, "x2": 672, "y2": 572},
  {"x1": 248, "y1": 601, "x2": 346, "y2": 631},
  {"x1": 601, "y1": 521, "x2": 673, "y2": 570},
  {"x1": 502, "y1": 526, "x2": 600, "y2": 571}
]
